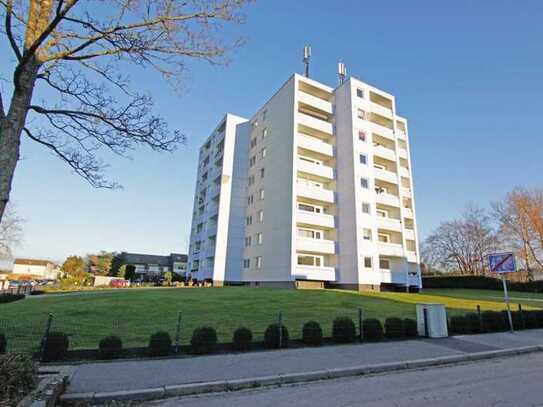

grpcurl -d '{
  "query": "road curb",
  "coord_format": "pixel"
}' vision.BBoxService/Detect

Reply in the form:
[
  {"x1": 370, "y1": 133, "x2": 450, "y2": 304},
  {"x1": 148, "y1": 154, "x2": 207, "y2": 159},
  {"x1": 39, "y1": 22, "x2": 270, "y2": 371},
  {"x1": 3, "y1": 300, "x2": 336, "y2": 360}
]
[{"x1": 59, "y1": 345, "x2": 543, "y2": 405}]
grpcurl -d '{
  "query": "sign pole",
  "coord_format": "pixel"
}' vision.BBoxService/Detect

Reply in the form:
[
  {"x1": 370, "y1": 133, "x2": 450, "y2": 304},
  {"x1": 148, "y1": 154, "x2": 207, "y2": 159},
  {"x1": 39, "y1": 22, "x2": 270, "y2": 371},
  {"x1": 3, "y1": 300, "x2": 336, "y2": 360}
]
[{"x1": 501, "y1": 274, "x2": 514, "y2": 333}]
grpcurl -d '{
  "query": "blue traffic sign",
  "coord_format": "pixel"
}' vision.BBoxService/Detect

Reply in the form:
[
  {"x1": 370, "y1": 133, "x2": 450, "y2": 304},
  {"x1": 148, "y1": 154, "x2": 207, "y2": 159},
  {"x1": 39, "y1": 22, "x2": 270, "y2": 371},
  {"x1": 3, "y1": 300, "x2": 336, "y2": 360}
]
[{"x1": 488, "y1": 253, "x2": 517, "y2": 274}]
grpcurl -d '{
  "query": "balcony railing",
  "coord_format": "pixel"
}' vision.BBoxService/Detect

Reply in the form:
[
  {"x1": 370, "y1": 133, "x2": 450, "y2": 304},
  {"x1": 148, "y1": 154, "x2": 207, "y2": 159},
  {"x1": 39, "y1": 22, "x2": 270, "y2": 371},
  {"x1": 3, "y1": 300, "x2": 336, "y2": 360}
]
[
  {"x1": 298, "y1": 112, "x2": 333, "y2": 136},
  {"x1": 298, "y1": 91, "x2": 333, "y2": 114},
  {"x1": 377, "y1": 242, "x2": 404, "y2": 257},
  {"x1": 374, "y1": 167, "x2": 398, "y2": 184},
  {"x1": 298, "y1": 133, "x2": 334, "y2": 157},
  {"x1": 377, "y1": 217, "x2": 402, "y2": 232},
  {"x1": 375, "y1": 192, "x2": 400, "y2": 207},
  {"x1": 296, "y1": 237, "x2": 335, "y2": 254},
  {"x1": 297, "y1": 210, "x2": 335, "y2": 229},
  {"x1": 293, "y1": 265, "x2": 336, "y2": 281},
  {"x1": 297, "y1": 159, "x2": 334, "y2": 180},
  {"x1": 297, "y1": 183, "x2": 335, "y2": 203},
  {"x1": 373, "y1": 145, "x2": 396, "y2": 161}
]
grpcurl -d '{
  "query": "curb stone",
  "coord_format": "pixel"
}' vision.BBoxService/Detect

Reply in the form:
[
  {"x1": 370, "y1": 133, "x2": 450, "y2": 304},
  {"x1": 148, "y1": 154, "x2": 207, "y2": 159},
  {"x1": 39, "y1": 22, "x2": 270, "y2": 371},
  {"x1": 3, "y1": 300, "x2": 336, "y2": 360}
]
[{"x1": 59, "y1": 345, "x2": 543, "y2": 405}]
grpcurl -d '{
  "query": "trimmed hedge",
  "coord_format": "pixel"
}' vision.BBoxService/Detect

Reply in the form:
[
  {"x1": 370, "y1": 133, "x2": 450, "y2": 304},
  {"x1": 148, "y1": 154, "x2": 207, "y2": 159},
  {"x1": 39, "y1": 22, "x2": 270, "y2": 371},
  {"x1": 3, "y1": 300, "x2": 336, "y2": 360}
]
[
  {"x1": 422, "y1": 276, "x2": 543, "y2": 293},
  {"x1": 264, "y1": 323, "x2": 289, "y2": 349},
  {"x1": 384, "y1": 318, "x2": 404, "y2": 339},
  {"x1": 332, "y1": 317, "x2": 356, "y2": 343},
  {"x1": 403, "y1": 318, "x2": 418, "y2": 337},
  {"x1": 0, "y1": 293, "x2": 25, "y2": 304},
  {"x1": 363, "y1": 318, "x2": 384, "y2": 341},
  {"x1": 191, "y1": 327, "x2": 218, "y2": 355},
  {"x1": 481, "y1": 311, "x2": 508, "y2": 333},
  {"x1": 302, "y1": 321, "x2": 323, "y2": 346},
  {"x1": 148, "y1": 331, "x2": 172, "y2": 357},
  {"x1": 450, "y1": 316, "x2": 471, "y2": 334},
  {"x1": 232, "y1": 327, "x2": 253, "y2": 351},
  {"x1": 0, "y1": 333, "x2": 5, "y2": 354},
  {"x1": 0, "y1": 354, "x2": 37, "y2": 406},
  {"x1": 98, "y1": 336, "x2": 123, "y2": 360},
  {"x1": 42, "y1": 332, "x2": 69, "y2": 362},
  {"x1": 465, "y1": 313, "x2": 482, "y2": 333}
]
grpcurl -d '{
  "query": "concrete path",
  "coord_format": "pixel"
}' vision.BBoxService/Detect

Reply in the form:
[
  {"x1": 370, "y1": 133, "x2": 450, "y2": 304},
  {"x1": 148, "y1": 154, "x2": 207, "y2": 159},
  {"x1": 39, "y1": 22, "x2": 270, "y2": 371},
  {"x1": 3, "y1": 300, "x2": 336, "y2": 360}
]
[{"x1": 64, "y1": 329, "x2": 543, "y2": 396}]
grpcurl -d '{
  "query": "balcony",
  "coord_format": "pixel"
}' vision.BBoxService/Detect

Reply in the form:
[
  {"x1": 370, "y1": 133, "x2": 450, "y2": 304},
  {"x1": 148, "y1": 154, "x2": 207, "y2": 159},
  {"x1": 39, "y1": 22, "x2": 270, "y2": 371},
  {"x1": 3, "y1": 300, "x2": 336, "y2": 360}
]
[
  {"x1": 207, "y1": 224, "x2": 217, "y2": 237},
  {"x1": 399, "y1": 167, "x2": 410, "y2": 178},
  {"x1": 396, "y1": 130, "x2": 407, "y2": 140},
  {"x1": 377, "y1": 217, "x2": 402, "y2": 232},
  {"x1": 298, "y1": 134, "x2": 334, "y2": 157},
  {"x1": 298, "y1": 91, "x2": 333, "y2": 115},
  {"x1": 406, "y1": 251, "x2": 418, "y2": 263},
  {"x1": 298, "y1": 112, "x2": 333, "y2": 136},
  {"x1": 297, "y1": 184, "x2": 335, "y2": 203},
  {"x1": 404, "y1": 228, "x2": 416, "y2": 240},
  {"x1": 297, "y1": 210, "x2": 335, "y2": 229},
  {"x1": 373, "y1": 145, "x2": 396, "y2": 161},
  {"x1": 294, "y1": 265, "x2": 336, "y2": 282},
  {"x1": 208, "y1": 183, "x2": 221, "y2": 199},
  {"x1": 370, "y1": 101, "x2": 393, "y2": 119},
  {"x1": 398, "y1": 148, "x2": 408, "y2": 159},
  {"x1": 376, "y1": 193, "x2": 400, "y2": 207},
  {"x1": 296, "y1": 238, "x2": 335, "y2": 254},
  {"x1": 400, "y1": 187, "x2": 412, "y2": 197},
  {"x1": 374, "y1": 168, "x2": 398, "y2": 184},
  {"x1": 203, "y1": 247, "x2": 216, "y2": 258},
  {"x1": 207, "y1": 202, "x2": 219, "y2": 218},
  {"x1": 381, "y1": 269, "x2": 408, "y2": 285},
  {"x1": 297, "y1": 159, "x2": 334, "y2": 180},
  {"x1": 403, "y1": 208, "x2": 414, "y2": 218},
  {"x1": 378, "y1": 242, "x2": 404, "y2": 257}
]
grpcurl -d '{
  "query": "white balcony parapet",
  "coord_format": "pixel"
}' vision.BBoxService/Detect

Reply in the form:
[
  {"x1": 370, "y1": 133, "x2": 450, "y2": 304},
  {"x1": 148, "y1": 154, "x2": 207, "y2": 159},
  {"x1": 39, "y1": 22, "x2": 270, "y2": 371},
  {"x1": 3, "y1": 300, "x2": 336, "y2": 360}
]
[
  {"x1": 373, "y1": 145, "x2": 396, "y2": 161},
  {"x1": 374, "y1": 167, "x2": 398, "y2": 184},
  {"x1": 297, "y1": 210, "x2": 335, "y2": 229},
  {"x1": 298, "y1": 134, "x2": 334, "y2": 157},
  {"x1": 378, "y1": 242, "x2": 404, "y2": 257},
  {"x1": 403, "y1": 208, "x2": 414, "y2": 219},
  {"x1": 397, "y1": 130, "x2": 407, "y2": 140},
  {"x1": 380, "y1": 269, "x2": 408, "y2": 284},
  {"x1": 298, "y1": 112, "x2": 334, "y2": 136},
  {"x1": 398, "y1": 148, "x2": 408, "y2": 159},
  {"x1": 207, "y1": 224, "x2": 218, "y2": 237},
  {"x1": 297, "y1": 184, "x2": 335, "y2": 203},
  {"x1": 377, "y1": 217, "x2": 402, "y2": 232},
  {"x1": 406, "y1": 251, "x2": 418, "y2": 263},
  {"x1": 296, "y1": 237, "x2": 335, "y2": 254},
  {"x1": 298, "y1": 91, "x2": 333, "y2": 114},
  {"x1": 370, "y1": 101, "x2": 393, "y2": 119},
  {"x1": 404, "y1": 228, "x2": 416, "y2": 240},
  {"x1": 297, "y1": 159, "x2": 334, "y2": 180},
  {"x1": 399, "y1": 167, "x2": 410, "y2": 178},
  {"x1": 294, "y1": 265, "x2": 336, "y2": 281},
  {"x1": 376, "y1": 192, "x2": 400, "y2": 207},
  {"x1": 369, "y1": 122, "x2": 394, "y2": 139},
  {"x1": 400, "y1": 187, "x2": 412, "y2": 197}
]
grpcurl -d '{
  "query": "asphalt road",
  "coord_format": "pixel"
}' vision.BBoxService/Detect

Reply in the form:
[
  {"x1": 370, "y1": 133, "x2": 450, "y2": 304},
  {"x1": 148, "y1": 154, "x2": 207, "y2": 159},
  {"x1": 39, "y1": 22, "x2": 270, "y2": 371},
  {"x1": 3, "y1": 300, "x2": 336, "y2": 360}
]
[{"x1": 144, "y1": 352, "x2": 543, "y2": 407}]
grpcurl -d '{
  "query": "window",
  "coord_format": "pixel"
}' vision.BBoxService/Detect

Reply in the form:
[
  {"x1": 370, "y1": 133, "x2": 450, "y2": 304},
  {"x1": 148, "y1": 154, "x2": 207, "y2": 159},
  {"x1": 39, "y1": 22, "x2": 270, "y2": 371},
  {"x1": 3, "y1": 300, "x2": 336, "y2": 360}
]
[
  {"x1": 378, "y1": 233, "x2": 390, "y2": 243},
  {"x1": 248, "y1": 175, "x2": 255, "y2": 186},
  {"x1": 356, "y1": 88, "x2": 364, "y2": 98},
  {"x1": 360, "y1": 178, "x2": 369, "y2": 189},
  {"x1": 379, "y1": 259, "x2": 390, "y2": 270},
  {"x1": 358, "y1": 130, "x2": 367, "y2": 142},
  {"x1": 250, "y1": 138, "x2": 257, "y2": 148},
  {"x1": 362, "y1": 202, "x2": 370, "y2": 214},
  {"x1": 243, "y1": 259, "x2": 250, "y2": 268},
  {"x1": 374, "y1": 163, "x2": 386, "y2": 170},
  {"x1": 377, "y1": 209, "x2": 388, "y2": 218},
  {"x1": 262, "y1": 128, "x2": 268, "y2": 139},
  {"x1": 260, "y1": 168, "x2": 265, "y2": 178},
  {"x1": 245, "y1": 236, "x2": 252, "y2": 247},
  {"x1": 246, "y1": 216, "x2": 253, "y2": 226},
  {"x1": 297, "y1": 255, "x2": 322, "y2": 267},
  {"x1": 299, "y1": 155, "x2": 322, "y2": 165},
  {"x1": 364, "y1": 257, "x2": 372, "y2": 268},
  {"x1": 256, "y1": 256, "x2": 263, "y2": 269},
  {"x1": 260, "y1": 147, "x2": 267, "y2": 159},
  {"x1": 262, "y1": 109, "x2": 267, "y2": 121},
  {"x1": 196, "y1": 223, "x2": 203, "y2": 233},
  {"x1": 248, "y1": 195, "x2": 254, "y2": 205},
  {"x1": 298, "y1": 203, "x2": 322, "y2": 213},
  {"x1": 363, "y1": 228, "x2": 372, "y2": 241},
  {"x1": 297, "y1": 228, "x2": 322, "y2": 239},
  {"x1": 360, "y1": 154, "x2": 367, "y2": 165},
  {"x1": 357, "y1": 109, "x2": 366, "y2": 120},
  {"x1": 256, "y1": 233, "x2": 263, "y2": 245},
  {"x1": 249, "y1": 156, "x2": 256, "y2": 167},
  {"x1": 259, "y1": 189, "x2": 265, "y2": 200},
  {"x1": 258, "y1": 210, "x2": 264, "y2": 222}
]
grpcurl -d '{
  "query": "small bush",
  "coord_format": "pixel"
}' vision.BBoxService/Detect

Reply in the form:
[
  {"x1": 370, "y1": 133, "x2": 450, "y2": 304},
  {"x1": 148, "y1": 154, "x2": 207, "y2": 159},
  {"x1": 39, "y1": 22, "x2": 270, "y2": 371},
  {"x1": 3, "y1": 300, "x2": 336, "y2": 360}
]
[
  {"x1": 232, "y1": 327, "x2": 253, "y2": 351},
  {"x1": 332, "y1": 317, "x2": 356, "y2": 343},
  {"x1": 42, "y1": 331, "x2": 69, "y2": 362},
  {"x1": 148, "y1": 331, "x2": 172, "y2": 357},
  {"x1": 403, "y1": 319, "x2": 418, "y2": 337},
  {"x1": 481, "y1": 311, "x2": 507, "y2": 333},
  {"x1": 0, "y1": 333, "x2": 6, "y2": 354},
  {"x1": 191, "y1": 327, "x2": 218, "y2": 355},
  {"x1": 98, "y1": 336, "x2": 123, "y2": 360},
  {"x1": 523, "y1": 311, "x2": 539, "y2": 329},
  {"x1": 302, "y1": 321, "x2": 323, "y2": 346},
  {"x1": 464, "y1": 313, "x2": 482, "y2": 333},
  {"x1": 536, "y1": 310, "x2": 543, "y2": 328},
  {"x1": 0, "y1": 354, "x2": 37, "y2": 406},
  {"x1": 29, "y1": 290, "x2": 45, "y2": 296},
  {"x1": 264, "y1": 323, "x2": 289, "y2": 349},
  {"x1": 385, "y1": 318, "x2": 405, "y2": 339},
  {"x1": 450, "y1": 316, "x2": 471, "y2": 335},
  {"x1": 363, "y1": 318, "x2": 384, "y2": 341},
  {"x1": 0, "y1": 293, "x2": 25, "y2": 303}
]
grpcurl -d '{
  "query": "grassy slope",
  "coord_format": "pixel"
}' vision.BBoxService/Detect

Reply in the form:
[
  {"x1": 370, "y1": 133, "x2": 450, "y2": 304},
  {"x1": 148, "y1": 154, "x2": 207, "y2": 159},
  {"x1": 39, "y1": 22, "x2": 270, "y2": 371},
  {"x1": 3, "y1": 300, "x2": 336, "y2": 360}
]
[
  {"x1": 422, "y1": 288, "x2": 543, "y2": 309},
  {"x1": 2, "y1": 287, "x2": 540, "y2": 352}
]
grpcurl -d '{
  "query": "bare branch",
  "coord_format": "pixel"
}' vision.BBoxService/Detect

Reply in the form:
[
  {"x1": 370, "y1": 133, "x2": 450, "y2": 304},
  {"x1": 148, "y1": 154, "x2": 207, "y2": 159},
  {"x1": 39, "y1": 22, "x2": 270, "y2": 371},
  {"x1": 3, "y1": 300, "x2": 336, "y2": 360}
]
[{"x1": 4, "y1": 0, "x2": 22, "y2": 61}]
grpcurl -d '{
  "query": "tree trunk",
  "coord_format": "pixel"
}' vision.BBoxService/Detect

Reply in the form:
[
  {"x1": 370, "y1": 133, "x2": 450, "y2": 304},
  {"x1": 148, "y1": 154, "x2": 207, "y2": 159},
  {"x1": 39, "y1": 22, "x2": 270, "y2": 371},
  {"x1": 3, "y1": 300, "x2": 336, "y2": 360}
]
[{"x1": 0, "y1": 60, "x2": 39, "y2": 223}]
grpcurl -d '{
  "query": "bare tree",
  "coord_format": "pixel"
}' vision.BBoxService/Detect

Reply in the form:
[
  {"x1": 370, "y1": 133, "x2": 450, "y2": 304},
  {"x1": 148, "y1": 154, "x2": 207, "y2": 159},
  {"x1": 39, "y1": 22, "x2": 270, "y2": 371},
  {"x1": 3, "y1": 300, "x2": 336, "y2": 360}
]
[
  {"x1": 0, "y1": 203, "x2": 23, "y2": 259},
  {"x1": 0, "y1": 0, "x2": 252, "y2": 222},
  {"x1": 492, "y1": 188, "x2": 543, "y2": 280},
  {"x1": 423, "y1": 205, "x2": 498, "y2": 275}
]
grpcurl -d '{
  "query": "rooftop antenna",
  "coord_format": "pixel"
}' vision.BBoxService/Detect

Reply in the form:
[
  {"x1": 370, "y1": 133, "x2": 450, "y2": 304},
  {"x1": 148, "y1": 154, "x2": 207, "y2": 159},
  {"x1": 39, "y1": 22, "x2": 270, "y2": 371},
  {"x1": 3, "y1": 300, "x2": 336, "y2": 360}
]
[
  {"x1": 303, "y1": 45, "x2": 311, "y2": 78},
  {"x1": 338, "y1": 62, "x2": 347, "y2": 85}
]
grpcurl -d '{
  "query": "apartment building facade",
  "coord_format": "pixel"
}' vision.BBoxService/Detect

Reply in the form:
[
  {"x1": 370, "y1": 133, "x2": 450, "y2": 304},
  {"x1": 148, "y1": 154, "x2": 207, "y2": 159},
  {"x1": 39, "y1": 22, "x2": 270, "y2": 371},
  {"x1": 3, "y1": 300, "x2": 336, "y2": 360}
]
[{"x1": 188, "y1": 73, "x2": 422, "y2": 291}]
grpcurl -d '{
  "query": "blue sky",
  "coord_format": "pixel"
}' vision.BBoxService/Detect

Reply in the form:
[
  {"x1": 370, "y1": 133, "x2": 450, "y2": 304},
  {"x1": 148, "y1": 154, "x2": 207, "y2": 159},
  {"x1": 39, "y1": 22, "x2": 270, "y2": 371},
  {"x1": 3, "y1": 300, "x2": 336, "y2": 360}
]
[{"x1": 3, "y1": 0, "x2": 543, "y2": 261}]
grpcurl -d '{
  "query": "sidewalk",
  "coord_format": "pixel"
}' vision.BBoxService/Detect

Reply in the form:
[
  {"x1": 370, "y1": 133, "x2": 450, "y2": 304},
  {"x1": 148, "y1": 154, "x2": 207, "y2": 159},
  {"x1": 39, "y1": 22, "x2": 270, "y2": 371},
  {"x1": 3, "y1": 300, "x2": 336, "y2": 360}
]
[{"x1": 61, "y1": 329, "x2": 543, "y2": 395}]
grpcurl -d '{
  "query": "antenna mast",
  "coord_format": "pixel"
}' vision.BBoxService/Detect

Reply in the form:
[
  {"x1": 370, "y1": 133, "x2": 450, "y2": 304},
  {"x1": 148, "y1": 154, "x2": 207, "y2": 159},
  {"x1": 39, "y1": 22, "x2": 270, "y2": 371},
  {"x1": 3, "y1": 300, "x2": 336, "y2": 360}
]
[
  {"x1": 303, "y1": 45, "x2": 311, "y2": 78},
  {"x1": 338, "y1": 62, "x2": 347, "y2": 85}
]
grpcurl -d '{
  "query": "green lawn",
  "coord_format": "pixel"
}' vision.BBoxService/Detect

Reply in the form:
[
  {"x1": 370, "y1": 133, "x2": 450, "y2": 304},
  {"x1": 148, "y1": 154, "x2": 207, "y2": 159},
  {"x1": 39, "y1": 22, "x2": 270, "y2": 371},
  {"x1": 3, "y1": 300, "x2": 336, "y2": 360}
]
[
  {"x1": 1, "y1": 287, "x2": 540, "y2": 353},
  {"x1": 422, "y1": 288, "x2": 543, "y2": 309}
]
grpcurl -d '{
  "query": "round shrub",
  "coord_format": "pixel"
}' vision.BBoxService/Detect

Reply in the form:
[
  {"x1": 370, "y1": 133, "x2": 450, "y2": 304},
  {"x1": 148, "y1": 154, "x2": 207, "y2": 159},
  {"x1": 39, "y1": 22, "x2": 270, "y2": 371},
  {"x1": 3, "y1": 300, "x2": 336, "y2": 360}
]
[
  {"x1": 385, "y1": 318, "x2": 405, "y2": 339},
  {"x1": 332, "y1": 317, "x2": 356, "y2": 343},
  {"x1": 403, "y1": 319, "x2": 418, "y2": 338},
  {"x1": 191, "y1": 327, "x2": 218, "y2": 355},
  {"x1": 98, "y1": 336, "x2": 123, "y2": 360},
  {"x1": 363, "y1": 318, "x2": 384, "y2": 341},
  {"x1": 536, "y1": 310, "x2": 543, "y2": 328},
  {"x1": 148, "y1": 331, "x2": 172, "y2": 357},
  {"x1": 450, "y1": 316, "x2": 470, "y2": 334},
  {"x1": 524, "y1": 311, "x2": 539, "y2": 329},
  {"x1": 264, "y1": 323, "x2": 289, "y2": 349},
  {"x1": 465, "y1": 313, "x2": 482, "y2": 333},
  {"x1": 232, "y1": 327, "x2": 253, "y2": 351},
  {"x1": 0, "y1": 333, "x2": 6, "y2": 354},
  {"x1": 302, "y1": 321, "x2": 323, "y2": 346},
  {"x1": 42, "y1": 331, "x2": 69, "y2": 362},
  {"x1": 481, "y1": 311, "x2": 507, "y2": 333}
]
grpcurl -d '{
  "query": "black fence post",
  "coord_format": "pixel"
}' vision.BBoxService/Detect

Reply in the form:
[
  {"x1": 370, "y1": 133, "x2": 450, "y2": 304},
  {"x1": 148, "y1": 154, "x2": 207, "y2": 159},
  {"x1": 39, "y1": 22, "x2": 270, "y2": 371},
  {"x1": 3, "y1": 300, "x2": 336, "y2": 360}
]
[
  {"x1": 174, "y1": 311, "x2": 182, "y2": 354},
  {"x1": 477, "y1": 305, "x2": 483, "y2": 332},
  {"x1": 423, "y1": 308, "x2": 429, "y2": 337},
  {"x1": 39, "y1": 313, "x2": 53, "y2": 362},
  {"x1": 278, "y1": 311, "x2": 283, "y2": 349},
  {"x1": 518, "y1": 304, "x2": 524, "y2": 330},
  {"x1": 358, "y1": 308, "x2": 363, "y2": 343}
]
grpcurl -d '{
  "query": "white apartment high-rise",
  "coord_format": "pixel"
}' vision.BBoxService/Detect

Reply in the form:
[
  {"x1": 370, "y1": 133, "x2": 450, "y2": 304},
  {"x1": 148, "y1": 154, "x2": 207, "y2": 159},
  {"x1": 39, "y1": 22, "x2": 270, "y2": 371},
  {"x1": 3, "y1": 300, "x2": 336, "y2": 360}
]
[{"x1": 187, "y1": 72, "x2": 422, "y2": 291}]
